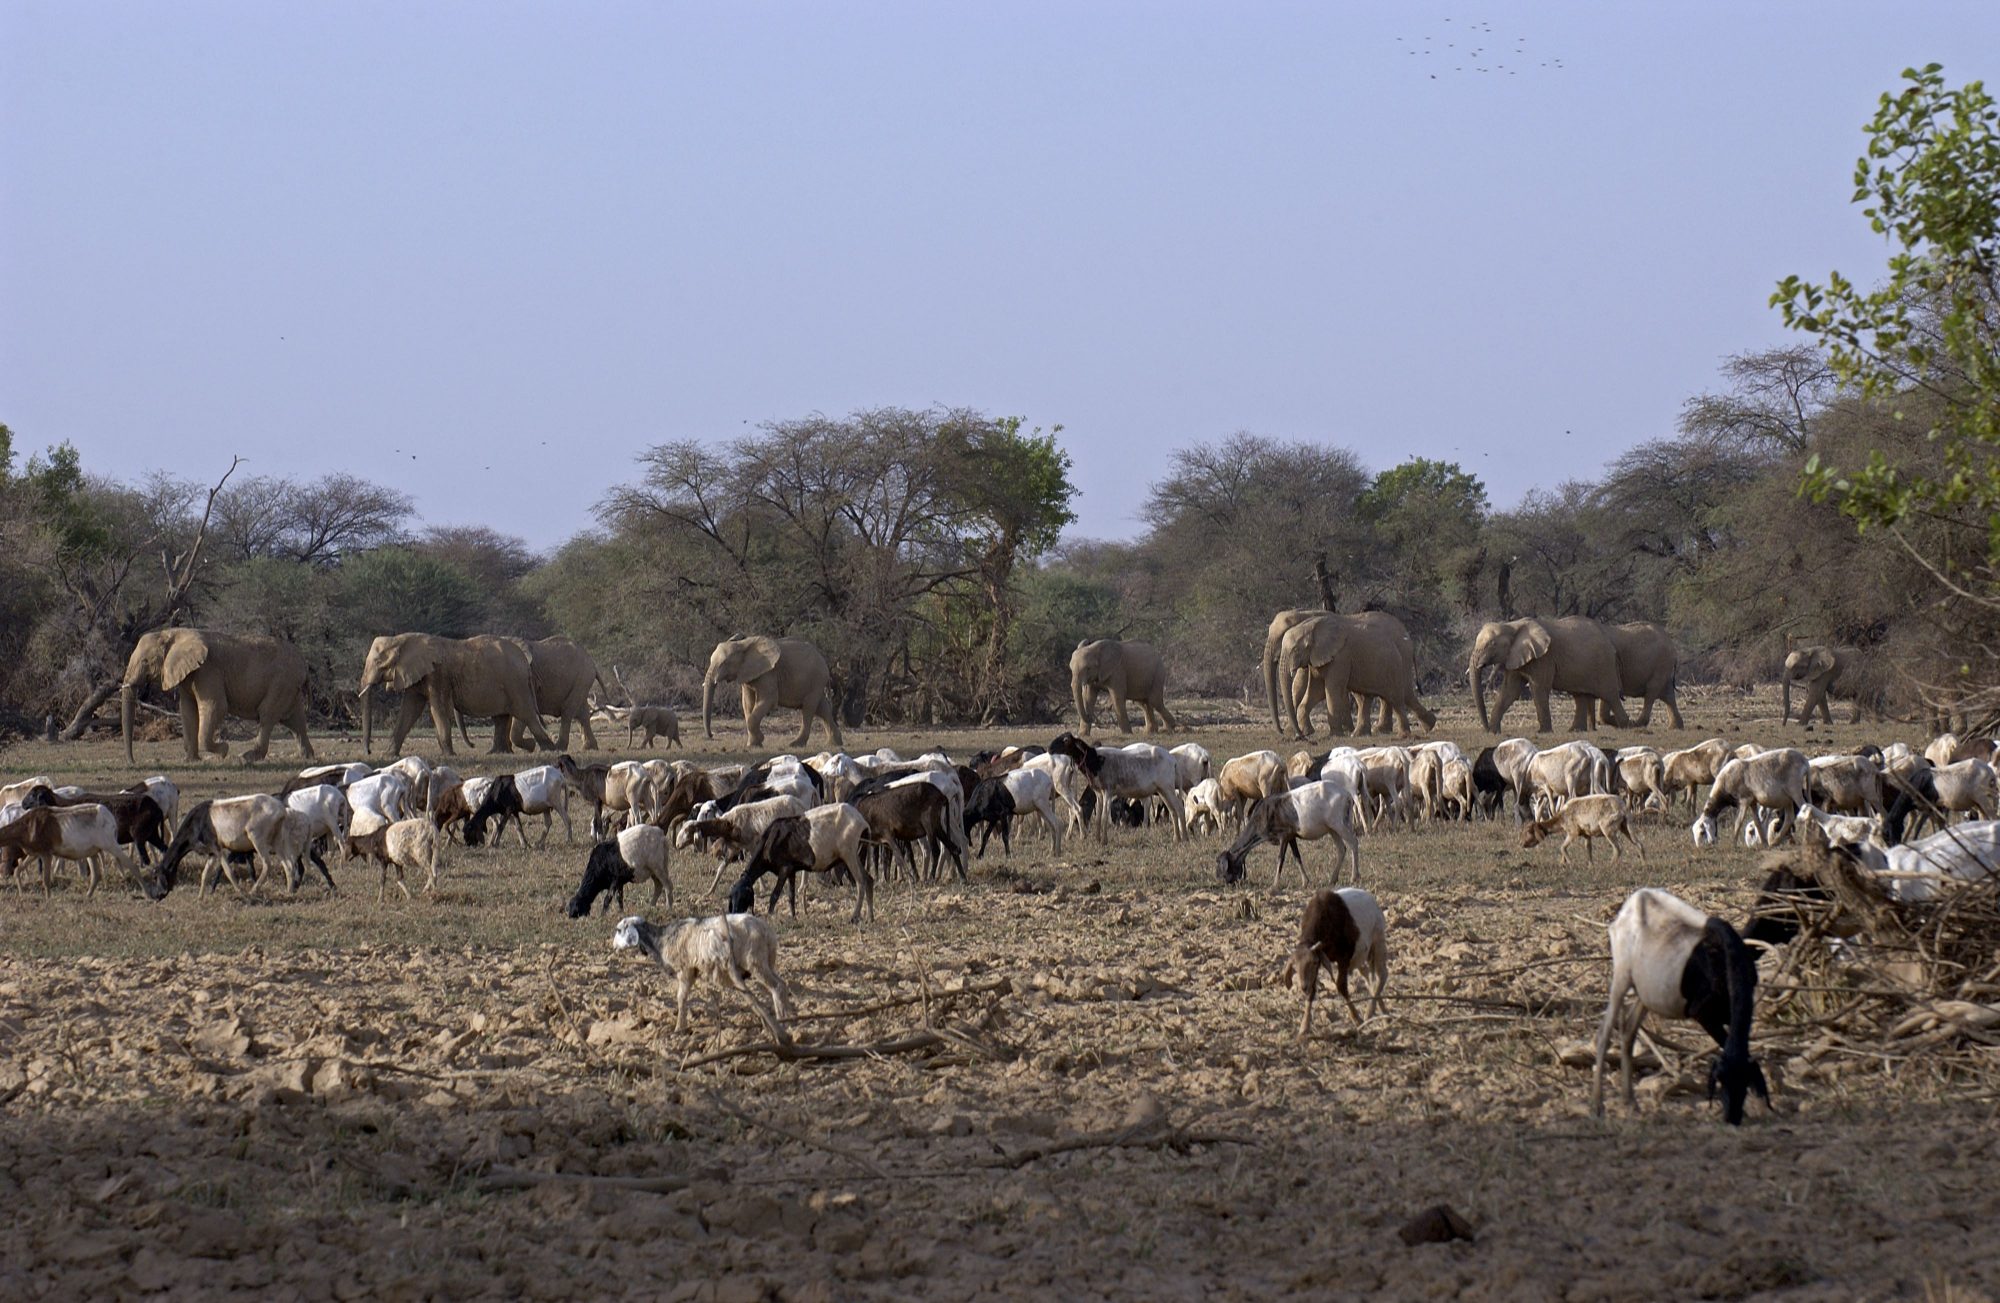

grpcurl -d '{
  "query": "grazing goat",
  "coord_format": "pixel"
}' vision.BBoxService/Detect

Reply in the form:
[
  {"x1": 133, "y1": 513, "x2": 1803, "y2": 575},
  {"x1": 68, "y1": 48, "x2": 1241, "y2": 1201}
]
[
  {"x1": 1000, "y1": 767, "x2": 1074, "y2": 854},
  {"x1": 19, "y1": 784, "x2": 168, "y2": 865},
  {"x1": 1490, "y1": 738, "x2": 1539, "y2": 820},
  {"x1": 1844, "y1": 820, "x2": 2000, "y2": 902},
  {"x1": 151, "y1": 795, "x2": 302, "y2": 898},
  {"x1": 854, "y1": 782, "x2": 964, "y2": 883},
  {"x1": 962, "y1": 778, "x2": 1017, "y2": 857},
  {"x1": 1884, "y1": 759, "x2": 1998, "y2": 844},
  {"x1": 1470, "y1": 746, "x2": 1508, "y2": 818},
  {"x1": 1614, "y1": 747, "x2": 1668, "y2": 814},
  {"x1": 1168, "y1": 743, "x2": 1212, "y2": 791},
  {"x1": 1807, "y1": 753, "x2": 1886, "y2": 817},
  {"x1": 1439, "y1": 756, "x2": 1477, "y2": 821},
  {"x1": 1794, "y1": 803, "x2": 1878, "y2": 849},
  {"x1": 1215, "y1": 779, "x2": 1362, "y2": 888},
  {"x1": 680, "y1": 792, "x2": 808, "y2": 859},
  {"x1": 1691, "y1": 749, "x2": 1809, "y2": 847},
  {"x1": 1521, "y1": 794, "x2": 1645, "y2": 864},
  {"x1": 1016, "y1": 752, "x2": 1087, "y2": 835},
  {"x1": 130, "y1": 775, "x2": 180, "y2": 831},
  {"x1": 0, "y1": 805, "x2": 138, "y2": 897},
  {"x1": 612, "y1": 913, "x2": 792, "y2": 1042},
  {"x1": 467, "y1": 765, "x2": 574, "y2": 847},
  {"x1": 567, "y1": 825, "x2": 673, "y2": 917},
  {"x1": 1048, "y1": 733, "x2": 1187, "y2": 842},
  {"x1": 1214, "y1": 750, "x2": 1287, "y2": 824},
  {"x1": 346, "y1": 816, "x2": 443, "y2": 902},
  {"x1": 347, "y1": 771, "x2": 417, "y2": 829},
  {"x1": 1277, "y1": 887, "x2": 1389, "y2": 1039},
  {"x1": 1184, "y1": 778, "x2": 1228, "y2": 835},
  {"x1": 726, "y1": 803, "x2": 872, "y2": 923},
  {"x1": 1592, "y1": 888, "x2": 1768, "y2": 1125},
  {"x1": 1661, "y1": 738, "x2": 1731, "y2": 810}
]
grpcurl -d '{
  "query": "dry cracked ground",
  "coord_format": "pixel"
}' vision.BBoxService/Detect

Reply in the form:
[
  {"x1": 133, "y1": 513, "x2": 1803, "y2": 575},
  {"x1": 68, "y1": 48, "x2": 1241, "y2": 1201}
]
[{"x1": 3, "y1": 690, "x2": 1997, "y2": 1300}]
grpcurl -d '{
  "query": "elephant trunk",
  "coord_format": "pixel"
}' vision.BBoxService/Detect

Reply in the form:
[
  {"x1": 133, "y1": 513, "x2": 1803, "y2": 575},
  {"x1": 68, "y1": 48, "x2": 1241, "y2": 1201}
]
[
  {"x1": 361, "y1": 685, "x2": 375, "y2": 755},
  {"x1": 701, "y1": 675, "x2": 717, "y2": 739},
  {"x1": 121, "y1": 684, "x2": 138, "y2": 762},
  {"x1": 1276, "y1": 645, "x2": 1303, "y2": 737},
  {"x1": 1263, "y1": 644, "x2": 1285, "y2": 734},
  {"x1": 1470, "y1": 662, "x2": 1492, "y2": 732}
]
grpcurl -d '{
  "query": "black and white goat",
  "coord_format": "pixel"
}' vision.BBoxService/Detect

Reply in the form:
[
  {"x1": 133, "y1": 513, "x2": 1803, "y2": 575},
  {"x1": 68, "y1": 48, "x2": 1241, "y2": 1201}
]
[
  {"x1": 725, "y1": 803, "x2": 873, "y2": 923},
  {"x1": 567, "y1": 825, "x2": 672, "y2": 918},
  {"x1": 1591, "y1": 887, "x2": 1768, "y2": 1125},
  {"x1": 1047, "y1": 732, "x2": 1186, "y2": 842}
]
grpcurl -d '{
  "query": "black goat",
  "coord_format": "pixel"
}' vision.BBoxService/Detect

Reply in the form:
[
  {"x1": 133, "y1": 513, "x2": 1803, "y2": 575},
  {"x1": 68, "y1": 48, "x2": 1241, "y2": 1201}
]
[
  {"x1": 1884, "y1": 765, "x2": 1939, "y2": 847},
  {"x1": 962, "y1": 778, "x2": 1016, "y2": 857},
  {"x1": 567, "y1": 839, "x2": 634, "y2": 918},
  {"x1": 465, "y1": 777, "x2": 521, "y2": 847},
  {"x1": 855, "y1": 783, "x2": 964, "y2": 882},
  {"x1": 1471, "y1": 746, "x2": 1507, "y2": 818}
]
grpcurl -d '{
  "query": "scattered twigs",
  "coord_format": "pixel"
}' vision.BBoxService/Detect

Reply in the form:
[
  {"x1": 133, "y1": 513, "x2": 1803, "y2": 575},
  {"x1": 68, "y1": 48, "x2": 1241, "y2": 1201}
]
[
  {"x1": 981, "y1": 1115, "x2": 1254, "y2": 1170},
  {"x1": 701, "y1": 1088, "x2": 890, "y2": 1179},
  {"x1": 679, "y1": 1029, "x2": 947, "y2": 1071}
]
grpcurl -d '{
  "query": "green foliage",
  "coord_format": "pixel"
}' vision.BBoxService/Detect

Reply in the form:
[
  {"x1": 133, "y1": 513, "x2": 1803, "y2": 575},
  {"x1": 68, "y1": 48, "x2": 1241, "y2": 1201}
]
[
  {"x1": 335, "y1": 548, "x2": 487, "y2": 639},
  {"x1": 1775, "y1": 65, "x2": 2000, "y2": 556}
]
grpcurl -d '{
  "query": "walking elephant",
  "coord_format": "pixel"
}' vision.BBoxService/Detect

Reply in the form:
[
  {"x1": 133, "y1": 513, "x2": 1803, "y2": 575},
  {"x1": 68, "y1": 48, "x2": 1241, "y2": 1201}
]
[
  {"x1": 1580, "y1": 621, "x2": 1684, "y2": 729},
  {"x1": 119, "y1": 628, "x2": 315, "y2": 763},
  {"x1": 702, "y1": 635, "x2": 842, "y2": 749},
  {"x1": 1070, "y1": 638, "x2": 1176, "y2": 735},
  {"x1": 1782, "y1": 644, "x2": 1879, "y2": 725},
  {"x1": 1468, "y1": 616, "x2": 1630, "y2": 733},
  {"x1": 359, "y1": 633, "x2": 556, "y2": 756},
  {"x1": 1276, "y1": 612, "x2": 1435, "y2": 739},
  {"x1": 511, "y1": 636, "x2": 605, "y2": 751}
]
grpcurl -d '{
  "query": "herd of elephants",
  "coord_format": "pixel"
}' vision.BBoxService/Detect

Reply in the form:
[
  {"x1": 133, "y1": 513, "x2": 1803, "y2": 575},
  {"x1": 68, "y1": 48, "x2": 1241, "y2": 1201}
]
[{"x1": 108, "y1": 611, "x2": 1882, "y2": 761}]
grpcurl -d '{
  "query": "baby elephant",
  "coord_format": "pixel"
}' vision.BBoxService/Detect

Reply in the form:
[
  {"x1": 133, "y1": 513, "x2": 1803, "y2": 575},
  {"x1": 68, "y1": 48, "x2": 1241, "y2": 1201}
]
[
  {"x1": 1520, "y1": 793, "x2": 1645, "y2": 864},
  {"x1": 626, "y1": 706, "x2": 682, "y2": 749},
  {"x1": 1278, "y1": 887, "x2": 1389, "y2": 1041}
]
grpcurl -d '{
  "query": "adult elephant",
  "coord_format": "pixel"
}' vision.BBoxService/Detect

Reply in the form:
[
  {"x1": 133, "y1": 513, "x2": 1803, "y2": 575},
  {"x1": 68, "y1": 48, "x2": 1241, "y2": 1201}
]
[
  {"x1": 119, "y1": 628, "x2": 314, "y2": 763},
  {"x1": 359, "y1": 633, "x2": 555, "y2": 756},
  {"x1": 1582, "y1": 621, "x2": 1684, "y2": 729},
  {"x1": 1277, "y1": 612, "x2": 1435, "y2": 739},
  {"x1": 1260, "y1": 610, "x2": 1323, "y2": 733},
  {"x1": 702, "y1": 635, "x2": 842, "y2": 749},
  {"x1": 1782, "y1": 644, "x2": 1877, "y2": 725},
  {"x1": 1468, "y1": 616, "x2": 1630, "y2": 734},
  {"x1": 511, "y1": 636, "x2": 605, "y2": 751},
  {"x1": 1070, "y1": 638, "x2": 1176, "y2": 736}
]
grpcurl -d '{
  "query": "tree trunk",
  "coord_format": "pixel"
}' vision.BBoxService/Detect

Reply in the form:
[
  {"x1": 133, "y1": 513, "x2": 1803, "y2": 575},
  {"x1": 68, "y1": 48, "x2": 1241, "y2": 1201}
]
[
  {"x1": 1313, "y1": 554, "x2": 1339, "y2": 612},
  {"x1": 60, "y1": 680, "x2": 121, "y2": 741}
]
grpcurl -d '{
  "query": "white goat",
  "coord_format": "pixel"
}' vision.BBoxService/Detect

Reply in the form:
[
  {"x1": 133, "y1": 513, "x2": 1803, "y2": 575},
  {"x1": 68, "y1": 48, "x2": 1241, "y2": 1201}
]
[
  {"x1": 1215, "y1": 777, "x2": 1362, "y2": 888},
  {"x1": 1692, "y1": 749, "x2": 1808, "y2": 847},
  {"x1": 613, "y1": 913, "x2": 793, "y2": 1042},
  {"x1": 1000, "y1": 767, "x2": 1074, "y2": 855},
  {"x1": 1807, "y1": 754, "x2": 1886, "y2": 817}
]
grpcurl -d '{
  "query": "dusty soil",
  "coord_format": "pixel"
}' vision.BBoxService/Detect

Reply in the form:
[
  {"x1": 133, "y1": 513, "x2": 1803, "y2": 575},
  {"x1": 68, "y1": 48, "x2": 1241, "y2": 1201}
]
[{"x1": 3, "y1": 688, "x2": 1997, "y2": 1300}]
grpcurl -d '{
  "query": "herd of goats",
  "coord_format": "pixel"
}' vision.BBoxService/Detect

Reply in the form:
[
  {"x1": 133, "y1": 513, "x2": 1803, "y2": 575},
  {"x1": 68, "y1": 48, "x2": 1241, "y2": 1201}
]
[{"x1": 2, "y1": 616, "x2": 1997, "y2": 1127}]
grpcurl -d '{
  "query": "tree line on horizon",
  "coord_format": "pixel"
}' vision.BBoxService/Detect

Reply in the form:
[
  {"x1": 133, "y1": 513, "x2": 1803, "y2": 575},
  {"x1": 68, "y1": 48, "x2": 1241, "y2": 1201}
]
[{"x1": 3, "y1": 66, "x2": 1992, "y2": 739}]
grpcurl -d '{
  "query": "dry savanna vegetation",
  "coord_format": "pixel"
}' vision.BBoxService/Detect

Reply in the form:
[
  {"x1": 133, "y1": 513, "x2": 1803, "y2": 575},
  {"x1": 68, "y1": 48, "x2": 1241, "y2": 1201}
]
[{"x1": 5, "y1": 688, "x2": 1999, "y2": 1301}]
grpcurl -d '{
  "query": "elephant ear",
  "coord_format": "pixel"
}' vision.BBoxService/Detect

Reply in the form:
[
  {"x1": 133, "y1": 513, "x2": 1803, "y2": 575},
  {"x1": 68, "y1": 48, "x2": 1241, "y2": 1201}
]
[
  {"x1": 385, "y1": 639, "x2": 438, "y2": 691},
  {"x1": 161, "y1": 632, "x2": 210, "y2": 691},
  {"x1": 1807, "y1": 646, "x2": 1838, "y2": 676},
  {"x1": 737, "y1": 636, "x2": 783, "y2": 680},
  {"x1": 1505, "y1": 619, "x2": 1553, "y2": 671}
]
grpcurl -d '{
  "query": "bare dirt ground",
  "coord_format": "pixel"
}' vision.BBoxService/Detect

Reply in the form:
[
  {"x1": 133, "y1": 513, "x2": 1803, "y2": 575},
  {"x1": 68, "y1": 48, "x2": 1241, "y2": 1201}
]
[{"x1": 3, "y1": 688, "x2": 1997, "y2": 1300}]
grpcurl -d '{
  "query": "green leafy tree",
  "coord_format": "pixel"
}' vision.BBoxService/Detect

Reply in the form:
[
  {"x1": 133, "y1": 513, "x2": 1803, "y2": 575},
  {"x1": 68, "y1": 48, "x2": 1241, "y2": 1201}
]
[{"x1": 1776, "y1": 64, "x2": 2000, "y2": 554}]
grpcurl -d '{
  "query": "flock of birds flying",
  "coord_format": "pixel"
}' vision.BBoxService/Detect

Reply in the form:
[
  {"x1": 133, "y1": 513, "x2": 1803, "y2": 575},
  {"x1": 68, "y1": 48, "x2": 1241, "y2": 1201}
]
[{"x1": 1396, "y1": 18, "x2": 1565, "y2": 80}]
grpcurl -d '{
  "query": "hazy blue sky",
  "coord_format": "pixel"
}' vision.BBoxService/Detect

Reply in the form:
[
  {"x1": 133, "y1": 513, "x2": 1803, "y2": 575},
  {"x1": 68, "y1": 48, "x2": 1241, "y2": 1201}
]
[{"x1": 4, "y1": 2, "x2": 1994, "y2": 548}]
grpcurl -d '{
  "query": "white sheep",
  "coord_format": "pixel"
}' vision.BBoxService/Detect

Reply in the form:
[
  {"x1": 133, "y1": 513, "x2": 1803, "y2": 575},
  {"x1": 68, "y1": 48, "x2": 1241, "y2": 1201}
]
[
  {"x1": 1592, "y1": 888, "x2": 1768, "y2": 1125},
  {"x1": 612, "y1": 913, "x2": 793, "y2": 1042}
]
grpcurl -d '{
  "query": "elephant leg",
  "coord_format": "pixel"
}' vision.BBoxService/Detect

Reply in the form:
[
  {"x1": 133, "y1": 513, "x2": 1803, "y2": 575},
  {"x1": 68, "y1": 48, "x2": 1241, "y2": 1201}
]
[
  {"x1": 198, "y1": 694, "x2": 230, "y2": 759},
  {"x1": 789, "y1": 694, "x2": 817, "y2": 748},
  {"x1": 177, "y1": 694, "x2": 203, "y2": 762},
  {"x1": 745, "y1": 691, "x2": 772, "y2": 749},
  {"x1": 426, "y1": 694, "x2": 459, "y2": 755},
  {"x1": 243, "y1": 705, "x2": 279, "y2": 763},
  {"x1": 576, "y1": 714, "x2": 598, "y2": 750},
  {"x1": 1491, "y1": 674, "x2": 1524, "y2": 732},
  {"x1": 1154, "y1": 697, "x2": 1177, "y2": 733},
  {"x1": 1570, "y1": 697, "x2": 1593, "y2": 731},
  {"x1": 1600, "y1": 695, "x2": 1632, "y2": 729},
  {"x1": 489, "y1": 715, "x2": 516, "y2": 754},
  {"x1": 392, "y1": 692, "x2": 428, "y2": 754},
  {"x1": 1111, "y1": 689, "x2": 1133, "y2": 734},
  {"x1": 823, "y1": 697, "x2": 844, "y2": 748},
  {"x1": 1531, "y1": 683, "x2": 1553, "y2": 734},
  {"x1": 1351, "y1": 693, "x2": 1373, "y2": 737},
  {"x1": 288, "y1": 699, "x2": 315, "y2": 758},
  {"x1": 1323, "y1": 682, "x2": 1352, "y2": 737}
]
